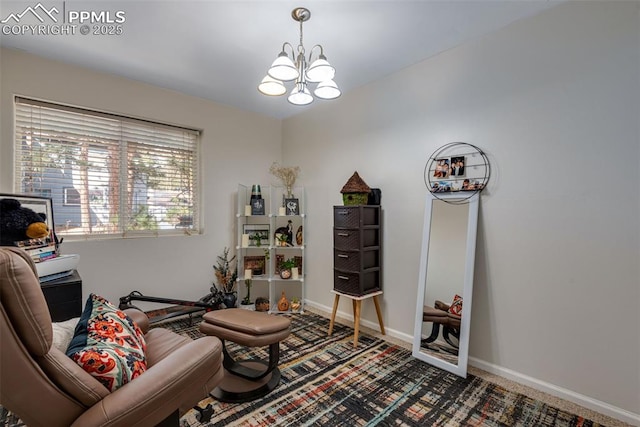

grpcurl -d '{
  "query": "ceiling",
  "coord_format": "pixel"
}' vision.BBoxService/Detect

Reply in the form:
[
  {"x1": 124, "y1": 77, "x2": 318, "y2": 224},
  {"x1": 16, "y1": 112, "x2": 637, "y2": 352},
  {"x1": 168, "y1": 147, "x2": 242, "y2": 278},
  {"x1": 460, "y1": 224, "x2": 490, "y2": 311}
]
[{"x1": 0, "y1": 1, "x2": 559, "y2": 119}]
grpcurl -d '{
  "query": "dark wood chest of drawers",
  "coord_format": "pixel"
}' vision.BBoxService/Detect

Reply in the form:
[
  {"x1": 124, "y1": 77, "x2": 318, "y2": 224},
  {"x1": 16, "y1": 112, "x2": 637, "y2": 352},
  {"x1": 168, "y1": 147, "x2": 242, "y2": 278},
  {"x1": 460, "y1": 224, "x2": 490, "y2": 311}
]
[
  {"x1": 40, "y1": 271, "x2": 83, "y2": 322},
  {"x1": 333, "y1": 206, "x2": 382, "y2": 296}
]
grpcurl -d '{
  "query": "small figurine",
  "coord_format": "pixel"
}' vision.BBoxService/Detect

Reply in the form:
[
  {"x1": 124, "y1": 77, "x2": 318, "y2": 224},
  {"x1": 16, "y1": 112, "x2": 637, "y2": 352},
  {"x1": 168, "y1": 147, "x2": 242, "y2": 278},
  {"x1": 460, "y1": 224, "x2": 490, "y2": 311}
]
[
  {"x1": 296, "y1": 225, "x2": 303, "y2": 246},
  {"x1": 274, "y1": 220, "x2": 294, "y2": 247},
  {"x1": 277, "y1": 290, "x2": 290, "y2": 311},
  {"x1": 255, "y1": 297, "x2": 270, "y2": 312}
]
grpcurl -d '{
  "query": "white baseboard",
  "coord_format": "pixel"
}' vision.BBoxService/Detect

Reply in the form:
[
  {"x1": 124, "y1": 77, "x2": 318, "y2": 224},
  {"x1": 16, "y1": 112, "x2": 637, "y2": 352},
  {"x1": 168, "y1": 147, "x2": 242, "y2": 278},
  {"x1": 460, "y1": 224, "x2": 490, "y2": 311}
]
[
  {"x1": 468, "y1": 357, "x2": 640, "y2": 426},
  {"x1": 304, "y1": 299, "x2": 639, "y2": 426},
  {"x1": 303, "y1": 300, "x2": 414, "y2": 343}
]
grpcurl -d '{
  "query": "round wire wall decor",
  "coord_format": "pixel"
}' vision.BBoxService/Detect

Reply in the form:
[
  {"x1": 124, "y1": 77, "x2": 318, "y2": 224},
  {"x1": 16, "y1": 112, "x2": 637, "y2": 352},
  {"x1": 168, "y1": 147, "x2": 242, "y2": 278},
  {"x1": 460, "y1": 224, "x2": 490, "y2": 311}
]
[{"x1": 424, "y1": 142, "x2": 491, "y2": 204}]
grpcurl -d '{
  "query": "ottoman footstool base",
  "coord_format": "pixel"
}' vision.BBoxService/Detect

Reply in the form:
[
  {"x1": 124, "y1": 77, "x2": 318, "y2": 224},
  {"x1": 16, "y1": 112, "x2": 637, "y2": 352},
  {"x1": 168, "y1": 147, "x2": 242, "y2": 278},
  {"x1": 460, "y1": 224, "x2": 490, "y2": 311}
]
[
  {"x1": 200, "y1": 309, "x2": 291, "y2": 403},
  {"x1": 210, "y1": 358, "x2": 281, "y2": 403}
]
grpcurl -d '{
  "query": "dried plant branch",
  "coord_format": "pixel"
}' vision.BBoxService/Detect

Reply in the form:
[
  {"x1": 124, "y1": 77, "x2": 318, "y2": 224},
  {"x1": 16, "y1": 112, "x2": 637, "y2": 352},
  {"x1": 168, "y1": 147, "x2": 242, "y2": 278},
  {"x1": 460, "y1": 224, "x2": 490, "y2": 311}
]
[
  {"x1": 213, "y1": 247, "x2": 237, "y2": 293},
  {"x1": 269, "y1": 162, "x2": 300, "y2": 190}
]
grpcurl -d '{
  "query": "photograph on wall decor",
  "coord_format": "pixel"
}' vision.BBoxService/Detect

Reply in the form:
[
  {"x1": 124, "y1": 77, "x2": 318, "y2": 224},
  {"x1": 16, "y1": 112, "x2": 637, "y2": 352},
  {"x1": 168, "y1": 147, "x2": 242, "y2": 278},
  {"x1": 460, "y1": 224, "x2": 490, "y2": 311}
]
[
  {"x1": 242, "y1": 224, "x2": 270, "y2": 247},
  {"x1": 431, "y1": 181, "x2": 452, "y2": 193},
  {"x1": 433, "y1": 158, "x2": 450, "y2": 178},
  {"x1": 450, "y1": 156, "x2": 465, "y2": 176},
  {"x1": 243, "y1": 256, "x2": 266, "y2": 276},
  {"x1": 251, "y1": 198, "x2": 265, "y2": 215},
  {"x1": 285, "y1": 198, "x2": 299, "y2": 215},
  {"x1": 461, "y1": 179, "x2": 486, "y2": 191}
]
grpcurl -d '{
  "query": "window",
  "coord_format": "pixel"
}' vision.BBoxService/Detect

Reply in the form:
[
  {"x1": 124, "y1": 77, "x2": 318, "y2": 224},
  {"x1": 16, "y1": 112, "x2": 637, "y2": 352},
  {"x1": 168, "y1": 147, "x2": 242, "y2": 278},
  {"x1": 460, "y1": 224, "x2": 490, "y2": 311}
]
[
  {"x1": 63, "y1": 187, "x2": 81, "y2": 206},
  {"x1": 14, "y1": 97, "x2": 201, "y2": 238}
]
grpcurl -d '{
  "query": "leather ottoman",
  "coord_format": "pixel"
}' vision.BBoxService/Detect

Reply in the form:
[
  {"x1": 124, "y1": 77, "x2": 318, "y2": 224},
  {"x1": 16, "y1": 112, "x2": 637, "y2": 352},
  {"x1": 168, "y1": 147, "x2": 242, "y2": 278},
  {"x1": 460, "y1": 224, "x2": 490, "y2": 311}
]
[{"x1": 200, "y1": 308, "x2": 291, "y2": 403}]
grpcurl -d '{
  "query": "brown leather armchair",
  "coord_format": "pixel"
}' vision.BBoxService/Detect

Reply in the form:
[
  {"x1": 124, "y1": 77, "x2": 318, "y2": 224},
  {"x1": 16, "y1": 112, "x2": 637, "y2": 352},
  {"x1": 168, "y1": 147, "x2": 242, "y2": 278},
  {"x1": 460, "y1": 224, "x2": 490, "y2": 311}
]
[{"x1": 0, "y1": 247, "x2": 224, "y2": 426}]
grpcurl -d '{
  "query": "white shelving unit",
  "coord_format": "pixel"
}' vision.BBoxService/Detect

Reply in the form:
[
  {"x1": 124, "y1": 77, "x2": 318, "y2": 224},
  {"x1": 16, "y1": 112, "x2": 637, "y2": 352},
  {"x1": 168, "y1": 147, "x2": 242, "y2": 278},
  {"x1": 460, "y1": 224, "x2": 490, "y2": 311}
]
[{"x1": 236, "y1": 184, "x2": 306, "y2": 313}]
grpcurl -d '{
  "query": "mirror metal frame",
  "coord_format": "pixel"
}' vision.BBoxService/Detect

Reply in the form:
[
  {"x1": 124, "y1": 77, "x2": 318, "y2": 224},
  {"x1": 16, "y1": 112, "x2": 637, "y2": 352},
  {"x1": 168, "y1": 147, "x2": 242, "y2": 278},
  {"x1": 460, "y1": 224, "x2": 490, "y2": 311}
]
[{"x1": 412, "y1": 192, "x2": 479, "y2": 377}]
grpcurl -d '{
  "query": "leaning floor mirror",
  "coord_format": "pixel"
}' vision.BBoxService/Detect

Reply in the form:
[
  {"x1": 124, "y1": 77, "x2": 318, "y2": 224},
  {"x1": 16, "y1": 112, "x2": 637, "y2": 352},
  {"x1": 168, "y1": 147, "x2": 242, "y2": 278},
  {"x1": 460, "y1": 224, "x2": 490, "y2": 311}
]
[{"x1": 412, "y1": 192, "x2": 479, "y2": 377}]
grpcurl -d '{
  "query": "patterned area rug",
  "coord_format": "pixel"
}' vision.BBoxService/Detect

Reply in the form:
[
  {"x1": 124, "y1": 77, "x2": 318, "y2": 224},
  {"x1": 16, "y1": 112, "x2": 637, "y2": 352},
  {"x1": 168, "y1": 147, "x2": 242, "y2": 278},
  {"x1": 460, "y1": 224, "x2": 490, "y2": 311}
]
[
  {"x1": 1, "y1": 312, "x2": 604, "y2": 427},
  {"x1": 163, "y1": 313, "x2": 603, "y2": 427}
]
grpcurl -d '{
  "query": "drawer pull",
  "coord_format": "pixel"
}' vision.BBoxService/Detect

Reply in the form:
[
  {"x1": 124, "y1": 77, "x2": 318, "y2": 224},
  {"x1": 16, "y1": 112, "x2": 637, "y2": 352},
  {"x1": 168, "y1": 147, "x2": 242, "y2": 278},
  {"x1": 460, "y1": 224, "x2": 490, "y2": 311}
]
[
  {"x1": 338, "y1": 275, "x2": 349, "y2": 280},
  {"x1": 338, "y1": 254, "x2": 349, "y2": 258},
  {"x1": 338, "y1": 210, "x2": 350, "y2": 215},
  {"x1": 337, "y1": 232, "x2": 349, "y2": 237}
]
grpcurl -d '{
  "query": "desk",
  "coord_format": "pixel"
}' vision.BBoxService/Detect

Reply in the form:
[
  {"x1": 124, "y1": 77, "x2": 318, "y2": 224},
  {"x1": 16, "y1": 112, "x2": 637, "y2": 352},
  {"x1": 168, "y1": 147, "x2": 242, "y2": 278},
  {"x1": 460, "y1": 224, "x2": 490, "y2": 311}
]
[
  {"x1": 41, "y1": 270, "x2": 82, "y2": 322},
  {"x1": 328, "y1": 290, "x2": 385, "y2": 348}
]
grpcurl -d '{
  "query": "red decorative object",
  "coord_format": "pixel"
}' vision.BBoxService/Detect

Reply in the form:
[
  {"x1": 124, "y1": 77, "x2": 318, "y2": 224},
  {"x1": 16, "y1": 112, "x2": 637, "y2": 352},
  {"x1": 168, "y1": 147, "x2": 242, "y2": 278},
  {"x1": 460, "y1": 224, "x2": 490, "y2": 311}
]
[{"x1": 448, "y1": 294, "x2": 463, "y2": 316}]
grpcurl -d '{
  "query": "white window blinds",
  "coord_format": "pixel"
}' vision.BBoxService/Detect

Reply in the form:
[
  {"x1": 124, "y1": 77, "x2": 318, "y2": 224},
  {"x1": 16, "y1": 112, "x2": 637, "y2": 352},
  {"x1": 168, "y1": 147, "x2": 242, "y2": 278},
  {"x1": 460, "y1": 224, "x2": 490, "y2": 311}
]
[{"x1": 14, "y1": 97, "x2": 201, "y2": 238}]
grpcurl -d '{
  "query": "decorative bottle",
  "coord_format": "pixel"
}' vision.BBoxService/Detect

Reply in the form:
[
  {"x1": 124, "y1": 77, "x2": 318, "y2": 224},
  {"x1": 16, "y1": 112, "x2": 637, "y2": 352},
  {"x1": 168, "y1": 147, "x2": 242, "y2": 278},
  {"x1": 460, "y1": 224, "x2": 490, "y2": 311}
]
[
  {"x1": 250, "y1": 185, "x2": 262, "y2": 201},
  {"x1": 277, "y1": 290, "x2": 290, "y2": 311}
]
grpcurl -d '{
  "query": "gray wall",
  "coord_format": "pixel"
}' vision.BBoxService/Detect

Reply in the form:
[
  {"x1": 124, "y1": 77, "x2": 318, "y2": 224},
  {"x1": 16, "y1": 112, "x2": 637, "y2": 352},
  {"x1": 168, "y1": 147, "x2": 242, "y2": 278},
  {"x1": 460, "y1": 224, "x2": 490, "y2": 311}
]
[
  {"x1": 1, "y1": 48, "x2": 283, "y2": 306},
  {"x1": 282, "y1": 1, "x2": 639, "y2": 422},
  {"x1": 1, "y1": 1, "x2": 638, "y2": 423}
]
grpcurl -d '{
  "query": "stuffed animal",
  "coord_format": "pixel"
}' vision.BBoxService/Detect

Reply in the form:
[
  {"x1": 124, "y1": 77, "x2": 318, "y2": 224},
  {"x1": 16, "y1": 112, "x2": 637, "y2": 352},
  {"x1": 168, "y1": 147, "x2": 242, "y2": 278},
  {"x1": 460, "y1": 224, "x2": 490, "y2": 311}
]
[{"x1": 0, "y1": 198, "x2": 50, "y2": 246}]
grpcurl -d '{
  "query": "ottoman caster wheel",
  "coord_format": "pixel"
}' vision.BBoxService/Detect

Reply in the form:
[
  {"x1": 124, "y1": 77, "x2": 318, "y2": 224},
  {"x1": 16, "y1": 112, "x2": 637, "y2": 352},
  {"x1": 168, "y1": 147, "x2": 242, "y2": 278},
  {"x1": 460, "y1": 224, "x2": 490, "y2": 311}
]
[{"x1": 194, "y1": 403, "x2": 214, "y2": 423}]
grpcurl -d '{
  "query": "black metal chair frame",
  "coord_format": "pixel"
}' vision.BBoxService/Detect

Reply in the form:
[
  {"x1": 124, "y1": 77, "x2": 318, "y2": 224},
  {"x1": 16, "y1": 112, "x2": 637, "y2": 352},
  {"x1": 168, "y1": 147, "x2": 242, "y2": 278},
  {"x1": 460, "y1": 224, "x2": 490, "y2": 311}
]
[{"x1": 421, "y1": 321, "x2": 460, "y2": 349}]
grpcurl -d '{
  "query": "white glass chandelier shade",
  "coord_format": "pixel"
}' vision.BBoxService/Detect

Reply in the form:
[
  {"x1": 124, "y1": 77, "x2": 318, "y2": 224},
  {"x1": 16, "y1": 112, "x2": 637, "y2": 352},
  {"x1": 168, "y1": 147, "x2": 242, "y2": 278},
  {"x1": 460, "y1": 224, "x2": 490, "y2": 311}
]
[
  {"x1": 258, "y1": 75, "x2": 287, "y2": 96},
  {"x1": 314, "y1": 79, "x2": 341, "y2": 100},
  {"x1": 268, "y1": 52, "x2": 299, "y2": 81},
  {"x1": 306, "y1": 55, "x2": 335, "y2": 82},
  {"x1": 259, "y1": 7, "x2": 340, "y2": 106},
  {"x1": 288, "y1": 83, "x2": 314, "y2": 105}
]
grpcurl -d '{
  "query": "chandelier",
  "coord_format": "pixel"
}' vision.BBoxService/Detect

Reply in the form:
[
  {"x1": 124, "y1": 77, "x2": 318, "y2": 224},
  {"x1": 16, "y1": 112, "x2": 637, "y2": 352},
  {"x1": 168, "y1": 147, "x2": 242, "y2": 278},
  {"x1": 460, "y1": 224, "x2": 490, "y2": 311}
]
[{"x1": 258, "y1": 7, "x2": 341, "y2": 106}]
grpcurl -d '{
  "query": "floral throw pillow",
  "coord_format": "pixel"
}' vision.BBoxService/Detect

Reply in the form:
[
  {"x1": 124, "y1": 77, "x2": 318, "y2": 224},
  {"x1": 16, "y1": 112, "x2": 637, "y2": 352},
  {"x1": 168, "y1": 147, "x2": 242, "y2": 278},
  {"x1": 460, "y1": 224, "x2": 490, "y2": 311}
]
[
  {"x1": 448, "y1": 294, "x2": 463, "y2": 316},
  {"x1": 66, "y1": 294, "x2": 147, "y2": 391}
]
